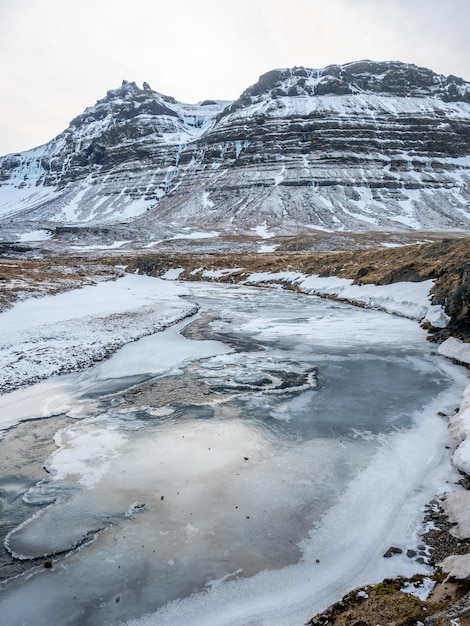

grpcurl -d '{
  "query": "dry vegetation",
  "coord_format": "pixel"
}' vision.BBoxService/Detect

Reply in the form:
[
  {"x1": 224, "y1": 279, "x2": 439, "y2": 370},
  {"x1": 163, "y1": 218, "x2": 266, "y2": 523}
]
[
  {"x1": 125, "y1": 237, "x2": 469, "y2": 286},
  {"x1": 1, "y1": 236, "x2": 469, "y2": 339},
  {"x1": 307, "y1": 576, "x2": 470, "y2": 626}
]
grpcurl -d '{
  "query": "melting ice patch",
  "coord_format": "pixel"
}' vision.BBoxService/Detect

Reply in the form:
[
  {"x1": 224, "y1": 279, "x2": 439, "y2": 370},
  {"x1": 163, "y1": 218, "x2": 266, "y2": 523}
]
[{"x1": 197, "y1": 350, "x2": 317, "y2": 402}]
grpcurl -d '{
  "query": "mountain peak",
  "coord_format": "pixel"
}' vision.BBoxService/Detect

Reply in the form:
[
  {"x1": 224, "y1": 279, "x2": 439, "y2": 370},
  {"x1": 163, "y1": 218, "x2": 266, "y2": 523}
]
[
  {"x1": 223, "y1": 60, "x2": 470, "y2": 117},
  {"x1": 69, "y1": 80, "x2": 179, "y2": 130}
]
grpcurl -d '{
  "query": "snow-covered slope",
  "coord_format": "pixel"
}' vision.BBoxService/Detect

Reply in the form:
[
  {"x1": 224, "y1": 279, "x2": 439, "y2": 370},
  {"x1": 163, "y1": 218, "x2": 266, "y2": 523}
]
[
  {"x1": 0, "y1": 81, "x2": 227, "y2": 224},
  {"x1": 1, "y1": 61, "x2": 470, "y2": 236},
  {"x1": 140, "y1": 62, "x2": 470, "y2": 234}
]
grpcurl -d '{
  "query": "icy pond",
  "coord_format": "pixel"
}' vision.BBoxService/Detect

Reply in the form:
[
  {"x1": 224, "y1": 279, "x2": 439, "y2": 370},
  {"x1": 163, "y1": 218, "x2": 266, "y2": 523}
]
[{"x1": 0, "y1": 281, "x2": 467, "y2": 625}]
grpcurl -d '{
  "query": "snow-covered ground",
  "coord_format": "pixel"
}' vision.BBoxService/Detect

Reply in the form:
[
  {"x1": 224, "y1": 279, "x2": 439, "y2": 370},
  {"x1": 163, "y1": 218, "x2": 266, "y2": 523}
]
[
  {"x1": 0, "y1": 274, "x2": 196, "y2": 394},
  {"x1": 18, "y1": 229, "x2": 53, "y2": 242},
  {"x1": 244, "y1": 271, "x2": 449, "y2": 328}
]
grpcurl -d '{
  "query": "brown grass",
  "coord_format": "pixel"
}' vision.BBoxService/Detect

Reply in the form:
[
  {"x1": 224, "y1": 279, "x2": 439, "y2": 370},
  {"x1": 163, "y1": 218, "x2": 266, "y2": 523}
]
[
  {"x1": 307, "y1": 576, "x2": 470, "y2": 626},
  {"x1": 1, "y1": 236, "x2": 469, "y2": 338}
]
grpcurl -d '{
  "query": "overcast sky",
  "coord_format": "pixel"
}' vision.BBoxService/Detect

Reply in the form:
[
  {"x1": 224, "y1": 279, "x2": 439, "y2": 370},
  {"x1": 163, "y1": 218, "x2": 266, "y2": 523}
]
[{"x1": 1, "y1": 0, "x2": 469, "y2": 155}]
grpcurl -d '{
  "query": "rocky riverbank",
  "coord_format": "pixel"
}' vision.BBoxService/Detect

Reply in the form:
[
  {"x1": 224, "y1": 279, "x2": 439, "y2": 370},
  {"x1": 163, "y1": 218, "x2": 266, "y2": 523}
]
[
  {"x1": 305, "y1": 499, "x2": 470, "y2": 626},
  {"x1": 125, "y1": 236, "x2": 470, "y2": 341}
]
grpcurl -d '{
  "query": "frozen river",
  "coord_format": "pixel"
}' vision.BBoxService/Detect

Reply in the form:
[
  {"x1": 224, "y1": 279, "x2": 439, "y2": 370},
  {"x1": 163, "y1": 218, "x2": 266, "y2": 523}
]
[{"x1": 0, "y1": 281, "x2": 466, "y2": 625}]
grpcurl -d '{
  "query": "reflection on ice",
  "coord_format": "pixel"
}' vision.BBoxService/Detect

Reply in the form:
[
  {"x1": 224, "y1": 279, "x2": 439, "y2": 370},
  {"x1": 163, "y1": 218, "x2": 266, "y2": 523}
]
[
  {"x1": 131, "y1": 393, "x2": 460, "y2": 626},
  {"x1": 1, "y1": 415, "x2": 374, "y2": 625},
  {"x1": 0, "y1": 380, "x2": 79, "y2": 434}
]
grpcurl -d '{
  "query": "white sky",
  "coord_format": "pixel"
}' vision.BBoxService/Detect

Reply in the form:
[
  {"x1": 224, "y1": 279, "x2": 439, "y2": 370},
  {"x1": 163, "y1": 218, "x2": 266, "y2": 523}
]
[{"x1": 1, "y1": 0, "x2": 469, "y2": 155}]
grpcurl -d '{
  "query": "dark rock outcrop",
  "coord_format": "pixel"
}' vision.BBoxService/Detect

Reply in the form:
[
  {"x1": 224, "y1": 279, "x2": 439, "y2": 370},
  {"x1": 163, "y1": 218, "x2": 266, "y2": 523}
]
[{"x1": 222, "y1": 61, "x2": 470, "y2": 117}]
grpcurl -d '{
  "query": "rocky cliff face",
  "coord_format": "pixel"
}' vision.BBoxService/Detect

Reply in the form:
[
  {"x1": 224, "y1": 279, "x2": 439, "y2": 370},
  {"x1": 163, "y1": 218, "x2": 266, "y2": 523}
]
[
  {"x1": 1, "y1": 61, "x2": 470, "y2": 237},
  {"x1": 141, "y1": 61, "x2": 470, "y2": 234},
  {"x1": 0, "y1": 81, "x2": 226, "y2": 224}
]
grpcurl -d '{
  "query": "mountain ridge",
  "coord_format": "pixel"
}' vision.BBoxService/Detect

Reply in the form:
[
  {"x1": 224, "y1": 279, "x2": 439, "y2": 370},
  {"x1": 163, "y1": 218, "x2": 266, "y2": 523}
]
[
  {"x1": 1, "y1": 60, "x2": 470, "y2": 241},
  {"x1": 222, "y1": 60, "x2": 470, "y2": 118}
]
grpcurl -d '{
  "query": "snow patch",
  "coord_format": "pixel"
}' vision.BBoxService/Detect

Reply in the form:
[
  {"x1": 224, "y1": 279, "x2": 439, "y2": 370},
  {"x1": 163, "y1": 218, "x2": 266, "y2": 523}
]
[
  {"x1": 170, "y1": 230, "x2": 219, "y2": 240},
  {"x1": 202, "y1": 191, "x2": 214, "y2": 209},
  {"x1": 258, "y1": 244, "x2": 279, "y2": 253},
  {"x1": 17, "y1": 229, "x2": 52, "y2": 242},
  {"x1": 401, "y1": 577, "x2": 435, "y2": 600},
  {"x1": 202, "y1": 268, "x2": 243, "y2": 279},
  {"x1": 438, "y1": 337, "x2": 470, "y2": 365},
  {"x1": 252, "y1": 223, "x2": 274, "y2": 239},
  {"x1": 162, "y1": 267, "x2": 185, "y2": 280}
]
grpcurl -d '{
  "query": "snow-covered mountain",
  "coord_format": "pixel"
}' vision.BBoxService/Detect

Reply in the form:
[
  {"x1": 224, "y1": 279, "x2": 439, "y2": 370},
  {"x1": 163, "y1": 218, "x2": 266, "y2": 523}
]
[
  {"x1": 1, "y1": 61, "x2": 470, "y2": 238},
  {"x1": 0, "y1": 81, "x2": 227, "y2": 225}
]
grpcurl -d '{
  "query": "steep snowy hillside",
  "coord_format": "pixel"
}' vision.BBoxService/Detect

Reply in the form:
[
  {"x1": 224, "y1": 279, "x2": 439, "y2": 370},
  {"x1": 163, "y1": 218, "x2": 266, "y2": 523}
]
[
  {"x1": 0, "y1": 81, "x2": 227, "y2": 224},
  {"x1": 140, "y1": 61, "x2": 470, "y2": 234},
  {"x1": 1, "y1": 61, "x2": 470, "y2": 238}
]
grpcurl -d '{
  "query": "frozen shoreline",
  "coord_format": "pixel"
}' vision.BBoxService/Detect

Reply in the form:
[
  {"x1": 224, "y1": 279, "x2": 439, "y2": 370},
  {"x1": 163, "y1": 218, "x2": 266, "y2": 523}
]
[
  {"x1": 0, "y1": 274, "x2": 197, "y2": 396},
  {"x1": 0, "y1": 269, "x2": 454, "y2": 399},
  {"x1": 241, "y1": 271, "x2": 450, "y2": 328}
]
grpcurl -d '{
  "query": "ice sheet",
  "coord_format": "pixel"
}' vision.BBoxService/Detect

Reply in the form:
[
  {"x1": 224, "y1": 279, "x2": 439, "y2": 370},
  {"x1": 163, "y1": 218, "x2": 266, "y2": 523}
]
[
  {"x1": 125, "y1": 381, "x2": 464, "y2": 626},
  {"x1": 1, "y1": 380, "x2": 462, "y2": 626}
]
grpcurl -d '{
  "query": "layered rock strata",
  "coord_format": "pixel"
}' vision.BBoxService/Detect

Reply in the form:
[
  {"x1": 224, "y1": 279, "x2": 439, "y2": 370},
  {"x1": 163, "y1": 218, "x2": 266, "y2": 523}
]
[{"x1": 1, "y1": 61, "x2": 470, "y2": 236}]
